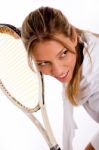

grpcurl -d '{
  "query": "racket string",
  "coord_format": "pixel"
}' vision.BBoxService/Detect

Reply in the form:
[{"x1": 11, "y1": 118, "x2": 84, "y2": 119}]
[{"x1": 0, "y1": 24, "x2": 61, "y2": 149}]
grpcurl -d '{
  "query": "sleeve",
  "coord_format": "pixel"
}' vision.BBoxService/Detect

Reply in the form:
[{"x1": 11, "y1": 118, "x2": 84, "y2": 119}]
[
  {"x1": 82, "y1": 59, "x2": 99, "y2": 122},
  {"x1": 83, "y1": 90, "x2": 99, "y2": 123},
  {"x1": 79, "y1": 33, "x2": 99, "y2": 149},
  {"x1": 91, "y1": 132, "x2": 99, "y2": 150},
  {"x1": 77, "y1": 41, "x2": 99, "y2": 122},
  {"x1": 84, "y1": 36, "x2": 99, "y2": 122}
]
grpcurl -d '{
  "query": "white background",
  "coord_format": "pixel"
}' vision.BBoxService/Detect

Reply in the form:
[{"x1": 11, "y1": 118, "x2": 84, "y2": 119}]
[{"x1": 0, "y1": 0, "x2": 99, "y2": 150}]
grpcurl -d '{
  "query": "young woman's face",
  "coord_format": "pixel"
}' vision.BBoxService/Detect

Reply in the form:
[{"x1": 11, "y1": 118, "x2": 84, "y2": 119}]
[{"x1": 32, "y1": 34, "x2": 77, "y2": 83}]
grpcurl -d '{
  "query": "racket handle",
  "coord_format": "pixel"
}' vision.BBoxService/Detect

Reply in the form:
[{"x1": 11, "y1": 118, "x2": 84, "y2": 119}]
[{"x1": 50, "y1": 144, "x2": 61, "y2": 150}]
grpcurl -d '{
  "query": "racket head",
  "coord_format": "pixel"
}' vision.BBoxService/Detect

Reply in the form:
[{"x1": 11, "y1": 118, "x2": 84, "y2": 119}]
[{"x1": 0, "y1": 24, "x2": 44, "y2": 112}]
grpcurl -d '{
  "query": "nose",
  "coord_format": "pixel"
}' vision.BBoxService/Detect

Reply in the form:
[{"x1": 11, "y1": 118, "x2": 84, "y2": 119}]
[{"x1": 51, "y1": 62, "x2": 64, "y2": 77}]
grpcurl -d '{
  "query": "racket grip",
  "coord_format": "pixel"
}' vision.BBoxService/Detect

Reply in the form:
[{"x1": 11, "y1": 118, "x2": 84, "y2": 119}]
[{"x1": 50, "y1": 144, "x2": 61, "y2": 150}]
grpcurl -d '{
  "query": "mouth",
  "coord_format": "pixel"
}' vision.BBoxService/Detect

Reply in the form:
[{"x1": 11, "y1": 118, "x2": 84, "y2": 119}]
[{"x1": 55, "y1": 71, "x2": 69, "y2": 83}]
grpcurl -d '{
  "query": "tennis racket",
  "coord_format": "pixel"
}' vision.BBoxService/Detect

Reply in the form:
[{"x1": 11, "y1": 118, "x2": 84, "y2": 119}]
[{"x1": 0, "y1": 24, "x2": 61, "y2": 150}]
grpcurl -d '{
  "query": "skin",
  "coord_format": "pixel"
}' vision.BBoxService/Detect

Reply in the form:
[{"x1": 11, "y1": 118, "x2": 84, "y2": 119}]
[
  {"x1": 32, "y1": 34, "x2": 77, "y2": 83},
  {"x1": 32, "y1": 33, "x2": 95, "y2": 150}
]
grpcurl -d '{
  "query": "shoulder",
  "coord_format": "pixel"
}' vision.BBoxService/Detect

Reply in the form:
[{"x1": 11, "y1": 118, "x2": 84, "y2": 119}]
[
  {"x1": 81, "y1": 31, "x2": 99, "y2": 79},
  {"x1": 81, "y1": 31, "x2": 99, "y2": 44},
  {"x1": 77, "y1": 32, "x2": 99, "y2": 104},
  {"x1": 81, "y1": 31, "x2": 99, "y2": 54}
]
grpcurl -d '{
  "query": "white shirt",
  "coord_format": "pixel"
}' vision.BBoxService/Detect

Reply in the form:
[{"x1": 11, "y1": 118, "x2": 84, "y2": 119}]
[
  {"x1": 63, "y1": 32, "x2": 99, "y2": 150},
  {"x1": 63, "y1": 84, "x2": 76, "y2": 150}
]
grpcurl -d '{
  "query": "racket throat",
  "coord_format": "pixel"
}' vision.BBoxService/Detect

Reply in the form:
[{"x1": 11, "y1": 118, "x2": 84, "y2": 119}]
[{"x1": 50, "y1": 144, "x2": 61, "y2": 150}]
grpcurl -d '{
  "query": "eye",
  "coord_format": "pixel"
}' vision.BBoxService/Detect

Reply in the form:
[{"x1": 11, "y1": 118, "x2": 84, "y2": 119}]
[
  {"x1": 36, "y1": 61, "x2": 50, "y2": 67},
  {"x1": 60, "y1": 48, "x2": 68, "y2": 58}
]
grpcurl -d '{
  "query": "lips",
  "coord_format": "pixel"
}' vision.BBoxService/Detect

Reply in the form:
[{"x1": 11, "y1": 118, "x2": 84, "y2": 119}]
[{"x1": 55, "y1": 71, "x2": 69, "y2": 82}]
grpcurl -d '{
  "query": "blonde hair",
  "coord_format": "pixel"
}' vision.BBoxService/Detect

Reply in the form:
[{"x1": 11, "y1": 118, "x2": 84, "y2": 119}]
[{"x1": 21, "y1": 6, "x2": 85, "y2": 105}]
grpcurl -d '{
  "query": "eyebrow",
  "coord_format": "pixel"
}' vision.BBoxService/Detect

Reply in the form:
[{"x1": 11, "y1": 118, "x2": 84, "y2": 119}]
[{"x1": 36, "y1": 60, "x2": 50, "y2": 63}]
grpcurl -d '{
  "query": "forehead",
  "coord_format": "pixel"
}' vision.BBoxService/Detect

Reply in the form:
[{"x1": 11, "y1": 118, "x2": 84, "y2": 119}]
[
  {"x1": 32, "y1": 40, "x2": 64, "y2": 60},
  {"x1": 31, "y1": 33, "x2": 74, "y2": 59}
]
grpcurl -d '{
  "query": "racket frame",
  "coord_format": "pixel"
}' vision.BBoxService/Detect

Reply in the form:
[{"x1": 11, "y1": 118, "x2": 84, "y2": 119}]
[{"x1": 0, "y1": 24, "x2": 61, "y2": 150}]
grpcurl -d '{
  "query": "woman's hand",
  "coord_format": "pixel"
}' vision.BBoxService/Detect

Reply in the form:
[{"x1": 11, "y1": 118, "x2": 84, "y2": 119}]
[{"x1": 84, "y1": 143, "x2": 95, "y2": 150}]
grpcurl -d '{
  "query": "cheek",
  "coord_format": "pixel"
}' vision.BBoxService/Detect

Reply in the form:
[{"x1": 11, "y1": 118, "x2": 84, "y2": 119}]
[
  {"x1": 67, "y1": 53, "x2": 77, "y2": 69},
  {"x1": 38, "y1": 66, "x2": 51, "y2": 75}
]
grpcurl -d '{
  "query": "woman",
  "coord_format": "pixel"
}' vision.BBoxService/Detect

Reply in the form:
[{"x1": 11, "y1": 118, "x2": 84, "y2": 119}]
[{"x1": 21, "y1": 6, "x2": 99, "y2": 150}]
